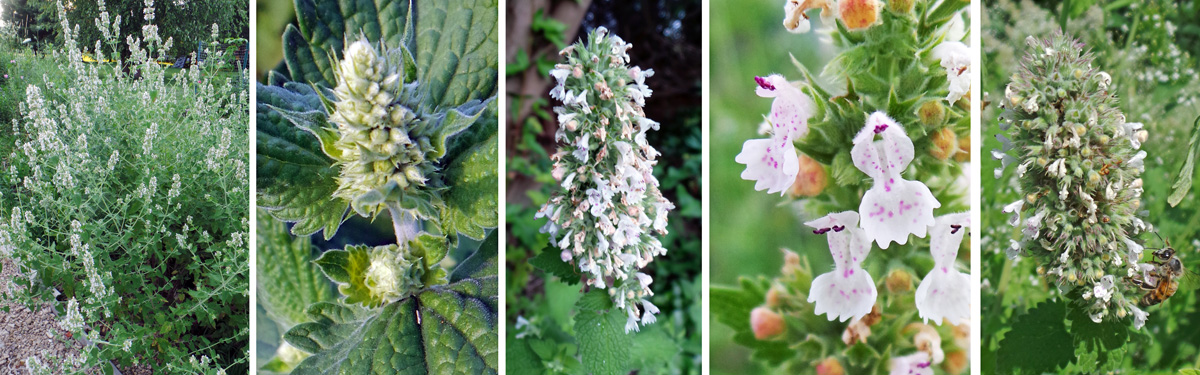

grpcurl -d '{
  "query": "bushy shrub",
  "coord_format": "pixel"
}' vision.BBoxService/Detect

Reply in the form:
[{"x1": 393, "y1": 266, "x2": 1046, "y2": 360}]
[{"x1": 0, "y1": 1, "x2": 249, "y2": 373}]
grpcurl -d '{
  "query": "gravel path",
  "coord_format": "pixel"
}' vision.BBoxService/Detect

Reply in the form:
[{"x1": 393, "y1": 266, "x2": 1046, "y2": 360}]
[{"x1": 0, "y1": 258, "x2": 89, "y2": 374}]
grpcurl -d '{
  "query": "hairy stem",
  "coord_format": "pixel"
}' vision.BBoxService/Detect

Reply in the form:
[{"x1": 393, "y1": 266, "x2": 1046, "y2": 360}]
[{"x1": 388, "y1": 202, "x2": 420, "y2": 245}]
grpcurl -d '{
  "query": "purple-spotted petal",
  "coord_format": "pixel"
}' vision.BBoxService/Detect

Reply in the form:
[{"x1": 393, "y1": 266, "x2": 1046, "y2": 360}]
[
  {"x1": 929, "y1": 213, "x2": 969, "y2": 266},
  {"x1": 735, "y1": 138, "x2": 800, "y2": 195},
  {"x1": 889, "y1": 352, "x2": 934, "y2": 375},
  {"x1": 755, "y1": 74, "x2": 814, "y2": 141},
  {"x1": 858, "y1": 178, "x2": 940, "y2": 249},
  {"x1": 808, "y1": 265, "x2": 877, "y2": 322},
  {"x1": 915, "y1": 213, "x2": 970, "y2": 325},
  {"x1": 807, "y1": 220, "x2": 876, "y2": 322},
  {"x1": 852, "y1": 112, "x2": 914, "y2": 179}
]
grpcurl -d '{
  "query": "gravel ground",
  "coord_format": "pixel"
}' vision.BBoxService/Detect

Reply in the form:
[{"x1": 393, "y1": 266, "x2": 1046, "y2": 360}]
[{"x1": 0, "y1": 258, "x2": 89, "y2": 374}]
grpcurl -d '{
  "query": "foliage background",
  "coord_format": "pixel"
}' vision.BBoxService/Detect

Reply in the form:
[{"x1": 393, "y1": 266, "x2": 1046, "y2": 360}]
[
  {"x1": 0, "y1": 6, "x2": 250, "y2": 372},
  {"x1": 982, "y1": 0, "x2": 1200, "y2": 373},
  {"x1": 2, "y1": 0, "x2": 249, "y2": 59},
  {"x1": 504, "y1": 0, "x2": 702, "y2": 373}
]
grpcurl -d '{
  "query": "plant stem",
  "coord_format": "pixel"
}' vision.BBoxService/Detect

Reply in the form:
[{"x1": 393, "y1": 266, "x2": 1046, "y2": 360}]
[{"x1": 388, "y1": 202, "x2": 420, "y2": 245}]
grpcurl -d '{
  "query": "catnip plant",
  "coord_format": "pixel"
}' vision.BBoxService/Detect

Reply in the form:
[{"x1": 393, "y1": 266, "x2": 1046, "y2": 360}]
[
  {"x1": 996, "y1": 32, "x2": 1152, "y2": 328},
  {"x1": 713, "y1": 0, "x2": 972, "y2": 374},
  {"x1": 535, "y1": 26, "x2": 674, "y2": 334},
  {"x1": 0, "y1": 0, "x2": 249, "y2": 373},
  {"x1": 255, "y1": 0, "x2": 499, "y2": 373}
]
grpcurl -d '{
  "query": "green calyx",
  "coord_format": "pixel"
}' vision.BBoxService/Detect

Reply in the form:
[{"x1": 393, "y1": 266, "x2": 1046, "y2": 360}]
[{"x1": 315, "y1": 243, "x2": 426, "y2": 308}]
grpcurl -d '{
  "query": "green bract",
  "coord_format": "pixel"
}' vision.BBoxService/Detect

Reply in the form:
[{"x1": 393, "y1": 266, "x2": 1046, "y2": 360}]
[{"x1": 256, "y1": 0, "x2": 499, "y2": 373}]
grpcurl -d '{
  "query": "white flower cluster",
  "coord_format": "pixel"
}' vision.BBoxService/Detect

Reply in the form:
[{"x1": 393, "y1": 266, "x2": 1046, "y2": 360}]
[{"x1": 537, "y1": 27, "x2": 673, "y2": 333}]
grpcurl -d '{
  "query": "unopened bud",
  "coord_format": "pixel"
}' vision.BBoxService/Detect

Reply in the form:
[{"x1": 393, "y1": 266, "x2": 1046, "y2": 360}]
[
  {"x1": 919, "y1": 101, "x2": 946, "y2": 127},
  {"x1": 885, "y1": 269, "x2": 913, "y2": 294},
  {"x1": 930, "y1": 127, "x2": 959, "y2": 161},
  {"x1": 839, "y1": 0, "x2": 880, "y2": 30},
  {"x1": 750, "y1": 306, "x2": 785, "y2": 340},
  {"x1": 788, "y1": 154, "x2": 828, "y2": 197},
  {"x1": 888, "y1": 0, "x2": 914, "y2": 14},
  {"x1": 816, "y1": 357, "x2": 846, "y2": 375},
  {"x1": 943, "y1": 350, "x2": 968, "y2": 375}
]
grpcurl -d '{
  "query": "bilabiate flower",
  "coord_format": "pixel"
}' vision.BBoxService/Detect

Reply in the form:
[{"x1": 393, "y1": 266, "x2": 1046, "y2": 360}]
[
  {"x1": 806, "y1": 211, "x2": 878, "y2": 322},
  {"x1": 932, "y1": 41, "x2": 971, "y2": 103},
  {"x1": 1130, "y1": 305, "x2": 1148, "y2": 329},
  {"x1": 852, "y1": 112, "x2": 940, "y2": 249},
  {"x1": 915, "y1": 213, "x2": 970, "y2": 325},
  {"x1": 1092, "y1": 275, "x2": 1116, "y2": 302},
  {"x1": 736, "y1": 74, "x2": 814, "y2": 195},
  {"x1": 889, "y1": 352, "x2": 933, "y2": 375},
  {"x1": 782, "y1": 0, "x2": 835, "y2": 34}
]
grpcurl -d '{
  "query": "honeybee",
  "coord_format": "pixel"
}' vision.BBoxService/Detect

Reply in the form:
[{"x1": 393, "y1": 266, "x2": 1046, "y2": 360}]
[{"x1": 1127, "y1": 233, "x2": 1192, "y2": 307}]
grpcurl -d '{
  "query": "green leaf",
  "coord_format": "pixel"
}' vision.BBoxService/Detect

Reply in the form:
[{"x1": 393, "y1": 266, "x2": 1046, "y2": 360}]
[
  {"x1": 506, "y1": 330, "x2": 546, "y2": 374},
  {"x1": 842, "y1": 342, "x2": 879, "y2": 367},
  {"x1": 1066, "y1": 293, "x2": 1129, "y2": 368},
  {"x1": 996, "y1": 299, "x2": 1074, "y2": 375},
  {"x1": 312, "y1": 245, "x2": 377, "y2": 308},
  {"x1": 529, "y1": 245, "x2": 581, "y2": 284},
  {"x1": 574, "y1": 290, "x2": 633, "y2": 375},
  {"x1": 711, "y1": 281, "x2": 794, "y2": 365},
  {"x1": 256, "y1": 212, "x2": 335, "y2": 329},
  {"x1": 256, "y1": 82, "x2": 349, "y2": 239},
  {"x1": 629, "y1": 324, "x2": 681, "y2": 373},
  {"x1": 441, "y1": 128, "x2": 498, "y2": 240},
  {"x1": 287, "y1": 231, "x2": 498, "y2": 374},
  {"x1": 1168, "y1": 115, "x2": 1200, "y2": 207},
  {"x1": 431, "y1": 98, "x2": 492, "y2": 160}
]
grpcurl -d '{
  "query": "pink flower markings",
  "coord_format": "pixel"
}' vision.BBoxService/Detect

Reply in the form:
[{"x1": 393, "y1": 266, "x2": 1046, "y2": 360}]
[
  {"x1": 735, "y1": 74, "x2": 815, "y2": 195},
  {"x1": 889, "y1": 352, "x2": 934, "y2": 375},
  {"x1": 851, "y1": 112, "x2": 940, "y2": 249},
  {"x1": 914, "y1": 212, "x2": 971, "y2": 325},
  {"x1": 805, "y1": 211, "x2": 878, "y2": 322}
]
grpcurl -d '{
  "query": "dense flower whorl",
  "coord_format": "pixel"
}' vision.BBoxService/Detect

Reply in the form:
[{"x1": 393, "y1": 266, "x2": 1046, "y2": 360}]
[
  {"x1": 806, "y1": 211, "x2": 878, "y2": 322},
  {"x1": 997, "y1": 33, "x2": 1149, "y2": 326},
  {"x1": 536, "y1": 27, "x2": 673, "y2": 333},
  {"x1": 852, "y1": 112, "x2": 940, "y2": 249},
  {"x1": 328, "y1": 38, "x2": 434, "y2": 214}
]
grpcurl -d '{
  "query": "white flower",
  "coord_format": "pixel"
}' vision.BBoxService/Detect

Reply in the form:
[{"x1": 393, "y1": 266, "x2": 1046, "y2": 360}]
[
  {"x1": 782, "y1": 0, "x2": 835, "y2": 34},
  {"x1": 735, "y1": 75, "x2": 814, "y2": 195},
  {"x1": 1093, "y1": 275, "x2": 1116, "y2": 302},
  {"x1": 915, "y1": 213, "x2": 970, "y2": 325},
  {"x1": 1121, "y1": 122, "x2": 1144, "y2": 149},
  {"x1": 625, "y1": 307, "x2": 641, "y2": 333},
  {"x1": 805, "y1": 211, "x2": 878, "y2": 322},
  {"x1": 573, "y1": 133, "x2": 590, "y2": 162},
  {"x1": 932, "y1": 41, "x2": 971, "y2": 103},
  {"x1": 889, "y1": 352, "x2": 934, "y2": 375},
  {"x1": 852, "y1": 112, "x2": 940, "y2": 249},
  {"x1": 1130, "y1": 305, "x2": 1148, "y2": 329},
  {"x1": 1002, "y1": 200, "x2": 1023, "y2": 227},
  {"x1": 640, "y1": 299, "x2": 659, "y2": 324}
]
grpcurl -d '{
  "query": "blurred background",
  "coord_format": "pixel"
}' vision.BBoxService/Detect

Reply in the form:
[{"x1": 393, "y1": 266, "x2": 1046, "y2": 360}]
[
  {"x1": 708, "y1": 0, "x2": 840, "y2": 373},
  {"x1": 505, "y1": 0, "x2": 702, "y2": 373},
  {"x1": 982, "y1": 0, "x2": 1200, "y2": 373}
]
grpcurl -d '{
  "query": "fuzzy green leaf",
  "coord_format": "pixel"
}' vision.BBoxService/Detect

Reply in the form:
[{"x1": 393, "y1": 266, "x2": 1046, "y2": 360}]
[
  {"x1": 711, "y1": 281, "x2": 794, "y2": 365},
  {"x1": 996, "y1": 300, "x2": 1074, "y2": 375},
  {"x1": 432, "y1": 99, "x2": 492, "y2": 160},
  {"x1": 256, "y1": 82, "x2": 349, "y2": 239},
  {"x1": 506, "y1": 330, "x2": 546, "y2": 374},
  {"x1": 1066, "y1": 294, "x2": 1129, "y2": 368},
  {"x1": 287, "y1": 231, "x2": 498, "y2": 374},
  {"x1": 441, "y1": 129, "x2": 498, "y2": 240},
  {"x1": 529, "y1": 245, "x2": 581, "y2": 284},
  {"x1": 1168, "y1": 115, "x2": 1200, "y2": 206},
  {"x1": 256, "y1": 213, "x2": 335, "y2": 329},
  {"x1": 312, "y1": 245, "x2": 377, "y2": 308},
  {"x1": 574, "y1": 290, "x2": 633, "y2": 375}
]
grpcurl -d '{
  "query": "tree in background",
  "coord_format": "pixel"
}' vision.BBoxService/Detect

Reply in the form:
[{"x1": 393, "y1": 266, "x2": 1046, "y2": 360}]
[{"x1": 1, "y1": 0, "x2": 57, "y2": 49}]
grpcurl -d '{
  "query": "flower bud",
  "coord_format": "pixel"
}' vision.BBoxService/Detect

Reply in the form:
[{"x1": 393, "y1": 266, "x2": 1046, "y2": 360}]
[
  {"x1": 885, "y1": 268, "x2": 913, "y2": 294},
  {"x1": 750, "y1": 306, "x2": 785, "y2": 340},
  {"x1": 943, "y1": 350, "x2": 968, "y2": 375},
  {"x1": 930, "y1": 127, "x2": 959, "y2": 161},
  {"x1": 954, "y1": 135, "x2": 971, "y2": 162},
  {"x1": 919, "y1": 101, "x2": 946, "y2": 126},
  {"x1": 838, "y1": 0, "x2": 880, "y2": 30},
  {"x1": 782, "y1": 248, "x2": 802, "y2": 276},
  {"x1": 888, "y1": 0, "x2": 914, "y2": 14},
  {"x1": 816, "y1": 357, "x2": 846, "y2": 375},
  {"x1": 788, "y1": 153, "x2": 828, "y2": 197},
  {"x1": 765, "y1": 284, "x2": 785, "y2": 308}
]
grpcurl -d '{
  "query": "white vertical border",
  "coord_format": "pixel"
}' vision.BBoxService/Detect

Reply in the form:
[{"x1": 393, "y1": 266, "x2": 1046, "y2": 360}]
[
  {"x1": 248, "y1": 0, "x2": 259, "y2": 367},
  {"x1": 970, "y1": 0, "x2": 982, "y2": 373},
  {"x1": 497, "y1": 0, "x2": 508, "y2": 373},
  {"x1": 700, "y1": 0, "x2": 711, "y2": 372}
]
